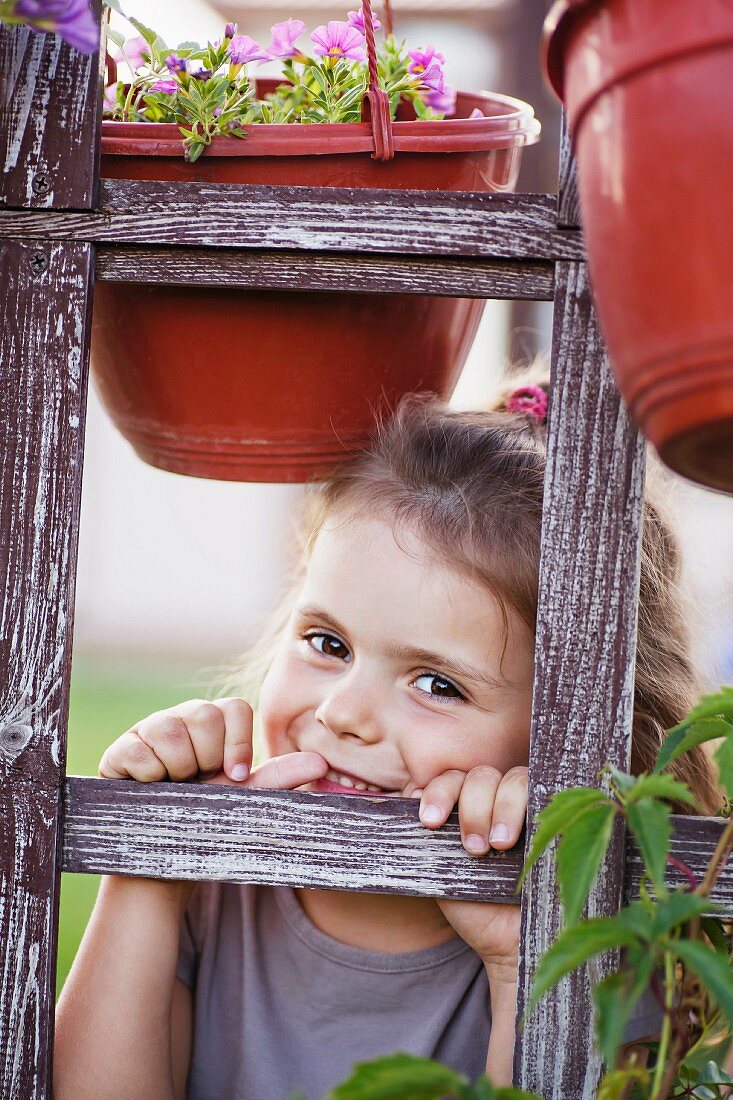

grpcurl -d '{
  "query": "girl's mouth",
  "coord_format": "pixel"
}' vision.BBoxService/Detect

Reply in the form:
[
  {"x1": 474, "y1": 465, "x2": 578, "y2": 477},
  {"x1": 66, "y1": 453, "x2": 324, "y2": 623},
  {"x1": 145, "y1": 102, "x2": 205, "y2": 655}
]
[{"x1": 308, "y1": 768, "x2": 403, "y2": 798}]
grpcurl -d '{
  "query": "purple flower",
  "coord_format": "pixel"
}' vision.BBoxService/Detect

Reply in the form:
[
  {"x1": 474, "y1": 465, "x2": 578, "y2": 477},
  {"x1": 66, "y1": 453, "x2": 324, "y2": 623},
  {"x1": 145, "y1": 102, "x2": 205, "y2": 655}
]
[
  {"x1": 227, "y1": 34, "x2": 268, "y2": 65},
  {"x1": 346, "y1": 7, "x2": 381, "y2": 35},
  {"x1": 407, "y1": 45, "x2": 445, "y2": 77},
  {"x1": 311, "y1": 21, "x2": 366, "y2": 62},
  {"x1": 224, "y1": 22, "x2": 237, "y2": 39},
  {"x1": 266, "y1": 18, "x2": 306, "y2": 59},
  {"x1": 15, "y1": 0, "x2": 98, "y2": 54},
  {"x1": 165, "y1": 53, "x2": 187, "y2": 73},
  {"x1": 113, "y1": 35, "x2": 148, "y2": 70},
  {"x1": 191, "y1": 68, "x2": 212, "y2": 81},
  {"x1": 423, "y1": 82, "x2": 456, "y2": 115},
  {"x1": 149, "y1": 79, "x2": 178, "y2": 94}
]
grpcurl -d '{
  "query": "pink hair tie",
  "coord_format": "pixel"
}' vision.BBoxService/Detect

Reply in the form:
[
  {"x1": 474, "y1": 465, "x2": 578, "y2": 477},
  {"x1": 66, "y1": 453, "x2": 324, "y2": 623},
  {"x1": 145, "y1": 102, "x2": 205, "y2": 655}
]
[{"x1": 505, "y1": 385, "x2": 548, "y2": 424}]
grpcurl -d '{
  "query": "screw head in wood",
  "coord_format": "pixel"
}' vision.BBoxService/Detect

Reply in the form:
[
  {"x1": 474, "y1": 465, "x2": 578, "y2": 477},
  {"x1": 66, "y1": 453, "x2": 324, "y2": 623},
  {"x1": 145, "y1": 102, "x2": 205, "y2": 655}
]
[
  {"x1": 32, "y1": 173, "x2": 50, "y2": 195},
  {"x1": 29, "y1": 251, "x2": 48, "y2": 274}
]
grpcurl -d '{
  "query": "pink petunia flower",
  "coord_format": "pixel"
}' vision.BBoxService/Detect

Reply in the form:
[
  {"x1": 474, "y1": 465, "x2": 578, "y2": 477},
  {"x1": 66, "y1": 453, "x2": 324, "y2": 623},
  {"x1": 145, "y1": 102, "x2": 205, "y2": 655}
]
[
  {"x1": 407, "y1": 45, "x2": 445, "y2": 77},
  {"x1": 149, "y1": 79, "x2": 178, "y2": 94},
  {"x1": 113, "y1": 34, "x2": 148, "y2": 71},
  {"x1": 311, "y1": 21, "x2": 366, "y2": 62},
  {"x1": 266, "y1": 18, "x2": 306, "y2": 59},
  {"x1": 346, "y1": 7, "x2": 381, "y2": 35},
  {"x1": 227, "y1": 34, "x2": 268, "y2": 65},
  {"x1": 103, "y1": 82, "x2": 118, "y2": 111}
]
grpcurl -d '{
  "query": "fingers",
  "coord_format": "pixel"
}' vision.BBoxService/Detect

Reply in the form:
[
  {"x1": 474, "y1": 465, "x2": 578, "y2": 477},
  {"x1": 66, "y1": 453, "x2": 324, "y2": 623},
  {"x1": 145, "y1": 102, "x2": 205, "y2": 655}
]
[
  {"x1": 415, "y1": 765, "x2": 529, "y2": 858},
  {"x1": 246, "y1": 751, "x2": 329, "y2": 791},
  {"x1": 98, "y1": 697, "x2": 253, "y2": 784},
  {"x1": 459, "y1": 765, "x2": 528, "y2": 856},
  {"x1": 218, "y1": 698, "x2": 254, "y2": 781},
  {"x1": 416, "y1": 770, "x2": 467, "y2": 829}
]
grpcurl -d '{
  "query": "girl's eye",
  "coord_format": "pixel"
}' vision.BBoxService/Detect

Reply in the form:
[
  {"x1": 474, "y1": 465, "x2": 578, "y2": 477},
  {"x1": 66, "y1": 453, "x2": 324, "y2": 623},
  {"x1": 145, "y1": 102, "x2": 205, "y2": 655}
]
[
  {"x1": 305, "y1": 632, "x2": 351, "y2": 661},
  {"x1": 412, "y1": 672, "x2": 465, "y2": 702}
]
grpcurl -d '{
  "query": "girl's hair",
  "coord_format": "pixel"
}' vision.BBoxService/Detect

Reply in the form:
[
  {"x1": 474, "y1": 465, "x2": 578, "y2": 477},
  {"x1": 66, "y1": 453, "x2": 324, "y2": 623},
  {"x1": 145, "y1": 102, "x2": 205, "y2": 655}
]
[{"x1": 228, "y1": 365, "x2": 723, "y2": 815}]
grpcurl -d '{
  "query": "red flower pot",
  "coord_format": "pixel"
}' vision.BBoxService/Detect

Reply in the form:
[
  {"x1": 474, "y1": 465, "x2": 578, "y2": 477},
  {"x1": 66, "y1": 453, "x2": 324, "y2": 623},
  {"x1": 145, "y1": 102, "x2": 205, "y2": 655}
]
[
  {"x1": 544, "y1": 0, "x2": 733, "y2": 494},
  {"x1": 92, "y1": 86, "x2": 540, "y2": 482}
]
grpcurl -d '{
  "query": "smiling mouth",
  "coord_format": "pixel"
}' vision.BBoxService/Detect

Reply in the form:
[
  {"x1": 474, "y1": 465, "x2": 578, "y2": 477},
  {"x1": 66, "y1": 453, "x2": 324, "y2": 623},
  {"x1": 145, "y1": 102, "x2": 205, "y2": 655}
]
[{"x1": 309, "y1": 767, "x2": 403, "y2": 797}]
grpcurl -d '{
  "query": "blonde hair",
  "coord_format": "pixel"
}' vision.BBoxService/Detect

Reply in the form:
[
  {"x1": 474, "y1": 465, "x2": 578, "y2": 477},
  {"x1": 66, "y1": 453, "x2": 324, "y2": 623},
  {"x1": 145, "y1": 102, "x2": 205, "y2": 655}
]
[{"x1": 223, "y1": 368, "x2": 723, "y2": 815}]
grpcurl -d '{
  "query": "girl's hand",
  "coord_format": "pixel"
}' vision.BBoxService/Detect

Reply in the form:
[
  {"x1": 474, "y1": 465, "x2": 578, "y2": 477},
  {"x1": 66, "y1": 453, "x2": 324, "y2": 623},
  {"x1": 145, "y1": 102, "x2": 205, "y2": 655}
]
[
  {"x1": 98, "y1": 698, "x2": 329, "y2": 792},
  {"x1": 414, "y1": 764, "x2": 527, "y2": 971}
]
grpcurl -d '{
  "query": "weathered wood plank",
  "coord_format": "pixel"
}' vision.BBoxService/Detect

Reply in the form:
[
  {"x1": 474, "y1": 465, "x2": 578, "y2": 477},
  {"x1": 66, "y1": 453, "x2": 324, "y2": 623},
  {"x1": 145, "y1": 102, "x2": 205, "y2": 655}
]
[
  {"x1": 0, "y1": 239, "x2": 92, "y2": 1099},
  {"x1": 0, "y1": 182, "x2": 585, "y2": 261},
  {"x1": 557, "y1": 113, "x2": 581, "y2": 229},
  {"x1": 61, "y1": 778, "x2": 732, "y2": 912},
  {"x1": 94, "y1": 245, "x2": 555, "y2": 299},
  {"x1": 0, "y1": 11, "x2": 103, "y2": 209},
  {"x1": 514, "y1": 261, "x2": 646, "y2": 1098}
]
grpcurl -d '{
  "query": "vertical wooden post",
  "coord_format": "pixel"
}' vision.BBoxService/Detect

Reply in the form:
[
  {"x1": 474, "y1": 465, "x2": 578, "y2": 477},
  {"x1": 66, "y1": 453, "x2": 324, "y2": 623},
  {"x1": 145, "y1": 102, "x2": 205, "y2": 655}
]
[
  {"x1": 513, "y1": 124, "x2": 647, "y2": 1097},
  {"x1": 0, "y1": 13, "x2": 101, "y2": 1098}
]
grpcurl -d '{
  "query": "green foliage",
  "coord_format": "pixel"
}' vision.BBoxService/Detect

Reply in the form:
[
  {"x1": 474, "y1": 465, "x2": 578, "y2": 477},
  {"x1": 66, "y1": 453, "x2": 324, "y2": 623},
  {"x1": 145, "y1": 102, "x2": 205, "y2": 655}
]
[
  {"x1": 321, "y1": 1053, "x2": 541, "y2": 1100},
  {"x1": 328, "y1": 689, "x2": 733, "y2": 1100},
  {"x1": 103, "y1": 6, "x2": 449, "y2": 160}
]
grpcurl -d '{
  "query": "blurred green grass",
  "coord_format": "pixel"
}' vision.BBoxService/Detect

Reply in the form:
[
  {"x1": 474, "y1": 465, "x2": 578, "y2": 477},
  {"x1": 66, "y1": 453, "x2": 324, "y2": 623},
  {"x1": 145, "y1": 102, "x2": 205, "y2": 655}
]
[{"x1": 57, "y1": 653, "x2": 205, "y2": 999}]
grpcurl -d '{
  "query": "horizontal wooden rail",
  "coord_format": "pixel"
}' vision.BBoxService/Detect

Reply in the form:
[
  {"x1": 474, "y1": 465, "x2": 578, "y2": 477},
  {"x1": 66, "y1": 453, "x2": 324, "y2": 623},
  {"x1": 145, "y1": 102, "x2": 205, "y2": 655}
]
[
  {"x1": 0, "y1": 182, "x2": 584, "y2": 262},
  {"x1": 62, "y1": 778, "x2": 732, "y2": 913},
  {"x1": 94, "y1": 245, "x2": 555, "y2": 299}
]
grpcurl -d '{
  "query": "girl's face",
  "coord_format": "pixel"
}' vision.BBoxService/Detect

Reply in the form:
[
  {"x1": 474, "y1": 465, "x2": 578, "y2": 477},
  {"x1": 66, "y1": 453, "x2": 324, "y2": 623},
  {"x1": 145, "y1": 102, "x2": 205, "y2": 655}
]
[{"x1": 259, "y1": 515, "x2": 535, "y2": 796}]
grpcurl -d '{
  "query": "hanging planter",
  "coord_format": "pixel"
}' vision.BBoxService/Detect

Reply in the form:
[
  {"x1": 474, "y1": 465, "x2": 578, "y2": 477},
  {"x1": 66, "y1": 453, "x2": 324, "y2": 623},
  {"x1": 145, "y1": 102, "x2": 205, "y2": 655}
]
[
  {"x1": 544, "y1": 0, "x2": 733, "y2": 494},
  {"x1": 92, "y1": 4, "x2": 540, "y2": 482}
]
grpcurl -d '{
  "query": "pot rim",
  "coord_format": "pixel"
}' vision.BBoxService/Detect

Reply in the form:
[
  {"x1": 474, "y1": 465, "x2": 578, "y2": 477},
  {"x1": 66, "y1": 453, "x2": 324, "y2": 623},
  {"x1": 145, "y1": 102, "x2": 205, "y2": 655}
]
[
  {"x1": 543, "y1": 0, "x2": 597, "y2": 101},
  {"x1": 102, "y1": 89, "x2": 541, "y2": 157}
]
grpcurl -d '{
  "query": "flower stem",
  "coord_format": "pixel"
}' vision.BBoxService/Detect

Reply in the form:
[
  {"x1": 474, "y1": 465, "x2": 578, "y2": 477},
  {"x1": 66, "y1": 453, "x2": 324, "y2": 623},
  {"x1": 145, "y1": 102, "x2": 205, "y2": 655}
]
[{"x1": 650, "y1": 951, "x2": 675, "y2": 1100}]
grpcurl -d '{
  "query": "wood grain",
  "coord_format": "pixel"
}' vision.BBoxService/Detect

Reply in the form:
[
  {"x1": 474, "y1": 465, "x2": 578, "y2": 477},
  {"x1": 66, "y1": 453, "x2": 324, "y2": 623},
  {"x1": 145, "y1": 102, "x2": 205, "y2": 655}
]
[
  {"x1": 0, "y1": 239, "x2": 92, "y2": 1098},
  {"x1": 0, "y1": 9, "x2": 103, "y2": 209},
  {"x1": 514, "y1": 261, "x2": 647, "y2": 1098},
  {"x1": 61, "y1": 778, "x2": 732, "y2": 912},
  {"x1": 94, "y1": 245, "x2": 555, "y2": 299},
  {"x1": 557, "y1": 114, "x2": 581, "y2": 229},
  {"x1": 0, "y1": 182, "x2": 585, "y2": 261}
]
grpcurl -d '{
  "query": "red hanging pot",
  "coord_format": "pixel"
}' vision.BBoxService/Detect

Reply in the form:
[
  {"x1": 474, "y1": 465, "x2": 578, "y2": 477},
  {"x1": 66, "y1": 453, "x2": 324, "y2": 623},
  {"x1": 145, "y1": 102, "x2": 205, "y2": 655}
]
[
  {"x1": 544, "y1": 0, "x2": 733, "y2": 494},
  {"x1": 92, "y1": 80, "x2": 540, "y2": 482}
]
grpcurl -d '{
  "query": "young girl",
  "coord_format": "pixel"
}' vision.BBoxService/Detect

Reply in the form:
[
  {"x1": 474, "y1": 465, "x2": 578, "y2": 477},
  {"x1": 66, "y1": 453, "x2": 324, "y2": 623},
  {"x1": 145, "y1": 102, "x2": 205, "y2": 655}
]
[{"x1": 54, "y1": 373, "x2": 722, "y2": 1100}]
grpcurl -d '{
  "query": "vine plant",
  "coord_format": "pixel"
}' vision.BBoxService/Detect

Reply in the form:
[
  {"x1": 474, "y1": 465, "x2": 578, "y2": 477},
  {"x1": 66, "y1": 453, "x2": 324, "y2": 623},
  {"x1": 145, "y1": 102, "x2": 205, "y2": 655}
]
[{"x1": 322, "y1": 688, "x2": 733, "y2": 1100}]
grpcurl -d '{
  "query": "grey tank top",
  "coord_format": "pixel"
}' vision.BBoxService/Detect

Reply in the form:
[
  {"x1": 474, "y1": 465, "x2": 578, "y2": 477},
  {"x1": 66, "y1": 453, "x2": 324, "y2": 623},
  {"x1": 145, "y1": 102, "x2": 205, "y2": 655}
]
[{"x1": 177, "y1": 882, "x2": 662, "y2": 1100}]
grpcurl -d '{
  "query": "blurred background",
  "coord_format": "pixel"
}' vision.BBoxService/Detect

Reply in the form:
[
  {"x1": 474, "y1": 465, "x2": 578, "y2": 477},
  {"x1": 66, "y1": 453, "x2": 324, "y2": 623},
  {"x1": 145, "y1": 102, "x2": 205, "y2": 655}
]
[{"x1": 59, "y1": 0, "x2": 733, "y2": 994}]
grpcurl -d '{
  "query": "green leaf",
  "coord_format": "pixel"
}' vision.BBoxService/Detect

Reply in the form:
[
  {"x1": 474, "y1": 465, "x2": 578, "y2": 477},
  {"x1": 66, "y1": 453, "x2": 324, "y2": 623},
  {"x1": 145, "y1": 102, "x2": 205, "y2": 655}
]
[
  {"x1": 676, "y1": 940, "x2": 733, "y2": 1025},
  {"x1": 702, "y1": 917, "x2": 731, "y2": 956},
  {"x1": 557, "y1": 803, "x2": 616, "y2": 927},
  {"x1": 649, "y1": 892, "x2": 711, "y2": 941},
  {"x1": 715, "y1": 734, "x2": 733, "y2": 803},
  {"x1": 106, "y1": 26, "x2": 125, "y2": 48},
  {"x1": 102, "y1": 0, "x2": 126, "y2": 13},
  {"x1": 129, "y1": 16, "x2": 167, "y2": 54},
  {"x1": 325, "y1": 1053, "x2": 468, "y2": 1099},
  {"x1": 596, "y1": 1068, "x2": 650, "y2": 1100},
  {"x1": 625, "y1": 774, "x2": 696, "y2": 807},
  {"x1": 655, "y1": 692, "x2": 733, "y2": 775},
  {"x1": 519, "y1": 789, "x2": 609, "y2": 888},
  {"x1": 604, "y1": 763, "x2": 638, "y2": 798},
  {"x1": 594, "y1": 946, "x2": 657, "y2": 1067},
  {"x1": 528, "y1": 917, "x2": 638, "y2": 1013},
  {"x1": 626, "y1": 798, "x2": 671, "y2": 892}
]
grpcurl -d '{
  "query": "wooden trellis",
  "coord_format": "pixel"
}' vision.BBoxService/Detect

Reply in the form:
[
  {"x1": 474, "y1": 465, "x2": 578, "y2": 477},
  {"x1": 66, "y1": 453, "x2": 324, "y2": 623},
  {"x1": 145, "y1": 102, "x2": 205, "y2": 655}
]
[{"x1": 0, "y1": 11, "x2": 730, "y2": 1100}]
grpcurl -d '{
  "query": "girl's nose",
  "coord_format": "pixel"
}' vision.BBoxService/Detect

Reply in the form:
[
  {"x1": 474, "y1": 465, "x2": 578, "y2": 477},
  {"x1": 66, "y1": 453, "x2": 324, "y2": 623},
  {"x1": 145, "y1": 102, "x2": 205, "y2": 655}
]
[{"x1": 314, "y1": 682, "x2": 382, "y2": 744}]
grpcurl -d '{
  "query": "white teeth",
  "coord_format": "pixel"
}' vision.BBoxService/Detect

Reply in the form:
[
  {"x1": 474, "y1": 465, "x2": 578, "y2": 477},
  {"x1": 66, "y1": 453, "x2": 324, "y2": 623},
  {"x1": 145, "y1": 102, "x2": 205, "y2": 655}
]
[{"x1": 325, "y1": 767, "x2": 384, "y2": 792}]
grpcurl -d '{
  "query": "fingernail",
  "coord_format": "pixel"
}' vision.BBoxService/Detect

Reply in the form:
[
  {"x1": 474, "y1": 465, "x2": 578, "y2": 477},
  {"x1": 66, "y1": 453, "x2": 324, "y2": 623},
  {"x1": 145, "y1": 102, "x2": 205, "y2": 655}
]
[
  {"x1": 231, "y1": 763, "x2": 249, "y2": 781},
  {"x1": 421, "y1": 804, "x2": 442, "y2": 824},
  {"x1": 489, "y1": 823, "x2": 510, "y2": 842},
  {"x1": 465, "y1": 834, "x2": 486, "y2": 854},
  {"x1": 410, "y1": 788, "x2": 424, "y2": 799}
]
